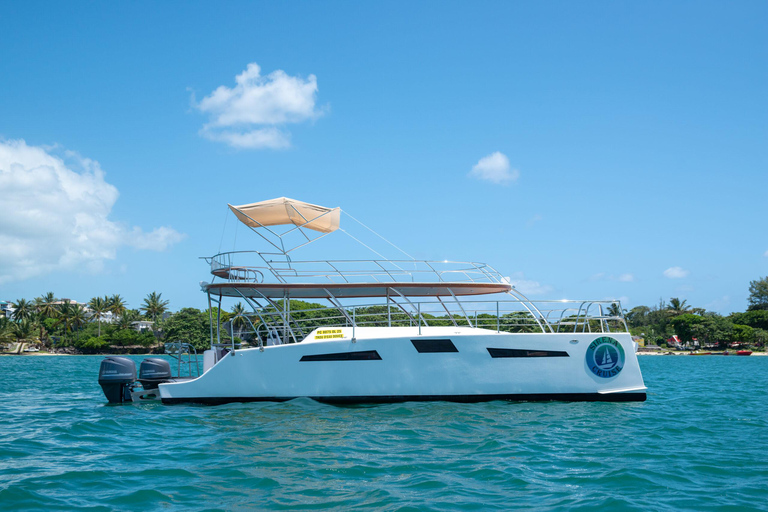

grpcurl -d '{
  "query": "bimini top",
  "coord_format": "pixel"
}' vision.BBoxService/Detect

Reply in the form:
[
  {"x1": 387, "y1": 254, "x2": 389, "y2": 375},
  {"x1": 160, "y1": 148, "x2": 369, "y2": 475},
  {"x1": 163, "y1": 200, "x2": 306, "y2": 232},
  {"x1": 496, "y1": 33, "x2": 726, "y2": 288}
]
[{"x1": 229, "y1": 197, "x2": 341, "y2": 234}]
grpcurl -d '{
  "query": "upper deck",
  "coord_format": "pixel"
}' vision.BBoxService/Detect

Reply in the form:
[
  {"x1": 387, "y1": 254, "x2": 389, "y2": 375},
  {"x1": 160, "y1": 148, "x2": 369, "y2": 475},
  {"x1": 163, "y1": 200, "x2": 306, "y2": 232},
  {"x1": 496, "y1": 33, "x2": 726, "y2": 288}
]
[
  {"x1": 204, "y1": 252, "x2": 511, "y2": 298},
  {"x1": 201, "y1": 198, "x2": 629, "y2": 345}
]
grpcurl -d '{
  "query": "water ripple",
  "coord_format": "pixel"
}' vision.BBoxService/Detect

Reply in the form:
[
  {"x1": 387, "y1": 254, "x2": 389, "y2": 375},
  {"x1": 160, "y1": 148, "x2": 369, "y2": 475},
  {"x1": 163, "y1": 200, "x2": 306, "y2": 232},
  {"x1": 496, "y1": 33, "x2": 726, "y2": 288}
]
[{"x1": 0, "y1": 355, "x2": 766, "y2": 510}]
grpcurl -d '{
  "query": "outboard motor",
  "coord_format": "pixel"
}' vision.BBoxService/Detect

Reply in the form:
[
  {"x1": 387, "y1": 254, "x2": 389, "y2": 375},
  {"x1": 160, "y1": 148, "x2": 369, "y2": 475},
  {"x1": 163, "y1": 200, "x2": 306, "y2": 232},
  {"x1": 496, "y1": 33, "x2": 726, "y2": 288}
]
[
  {"x1": 138, "y1": 358, "x2": 172, "y2": 390},
  {"x1": 98, "y1": 357, "x2": 137, "y2": 404}
]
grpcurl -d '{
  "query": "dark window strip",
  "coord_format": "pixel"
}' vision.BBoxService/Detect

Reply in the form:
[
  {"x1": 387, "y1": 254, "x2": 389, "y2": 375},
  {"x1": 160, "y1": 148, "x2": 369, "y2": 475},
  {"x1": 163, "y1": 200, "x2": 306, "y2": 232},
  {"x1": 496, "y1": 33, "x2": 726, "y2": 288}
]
[
  {"x1": 300, "y1": 350, "x2": 382, "y2": 362},
  {"x1": 487, "y1": 348, "x2": 570, "y2": 358},
  {"x1": 411, "y1": 339, "x2": 458, "y2": 353}
]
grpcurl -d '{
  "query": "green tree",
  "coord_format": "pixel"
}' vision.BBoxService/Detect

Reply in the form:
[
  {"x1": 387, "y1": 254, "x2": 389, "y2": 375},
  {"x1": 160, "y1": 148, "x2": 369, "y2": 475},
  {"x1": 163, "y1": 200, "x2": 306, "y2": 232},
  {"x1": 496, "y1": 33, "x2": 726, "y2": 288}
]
[
  {"x1": 732, "y1": 324, "x2": 755, "y2": 344},
  {"x1": 747, "y1": 277, "x2": 768, "y2": 310},
  {"x1": 108, "y1": 294, "x2": 127, "y2": 318},
  {"x1": 35, "y1": 292, "x2": 59, "y2": 320},
  {"x1": 607, "y1": 303, "x2": 626, "y2": 317},
  {"x1": 11, "y1": 298, "x2": 34, "y2": 322},
  {"x1": 74, "y1": 336, "x2": 108, "y2": 352},
  {"x1": 115, "y1": 314, "x2": 133, "y2": 331},
  {"x1": 88, "y1": 296, "x2": 109, "y2": 337},
  {"x1": 231, "y1": 302, "x2": 249, "y2": 337},
  {"x1": 163, "y1": 308, "x2": 227, "y2": 351},
  {"x1": 626, "y1": 306, "x2": 651, "y2": 327},
  {"x1": 140, "y1": 292, "x2": 169, "y2": 323},
  {"x1": 753, "y1": 328, "x2": 768, "y2": 348},
  {"x1": 0, "y1": 317, "x2": 15, "y2": 344},
  {"x1": 54, "y1": 300, "x2": 87, "y2": 336},
  {"x1": 31, "y1": 312, "x2": 48, "y2": 348},
  {"x1": 667, "y1": 298, "x2": 691, "y2": 316},
  {"x1": 13, "y1": 319, "x2": 37, "y2": 343},
  {"x1": 670, "y1": 314, "x2": 702, "y2": 343},
  {"x1": 729, "y1": 310, "x2": 768, "y2": 331},
  {"x1": 693, "y1": 315, "x2": 734, "y2": 349}
]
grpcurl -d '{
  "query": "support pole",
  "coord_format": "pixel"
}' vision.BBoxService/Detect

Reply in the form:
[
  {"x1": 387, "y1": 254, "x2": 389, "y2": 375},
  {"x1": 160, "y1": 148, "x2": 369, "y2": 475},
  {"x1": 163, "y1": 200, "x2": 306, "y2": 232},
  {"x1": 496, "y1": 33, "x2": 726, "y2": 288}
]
[
  {"x1": 207, "y1": 292, "x2": 214, "y2": 350},
  {"x1": 418, "y1": 303, "x2": 421, "y2": 335},
  {"x1": 216, "y1": 293, "x2": 222, "y2": 346}
]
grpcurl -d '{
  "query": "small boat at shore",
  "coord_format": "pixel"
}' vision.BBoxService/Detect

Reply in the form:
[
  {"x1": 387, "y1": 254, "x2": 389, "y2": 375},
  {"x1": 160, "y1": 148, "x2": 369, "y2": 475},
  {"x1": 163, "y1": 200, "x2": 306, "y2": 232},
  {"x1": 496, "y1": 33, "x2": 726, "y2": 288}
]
[
  {"x1": 689, "y1": 352, "x2": 712, "y2": 356},
  {"x1": 99, "y1": 197, "x2": 647, "y2": 405},
  {"x1": 736, "y1": 350, "x2": 753, "y2": 356}
]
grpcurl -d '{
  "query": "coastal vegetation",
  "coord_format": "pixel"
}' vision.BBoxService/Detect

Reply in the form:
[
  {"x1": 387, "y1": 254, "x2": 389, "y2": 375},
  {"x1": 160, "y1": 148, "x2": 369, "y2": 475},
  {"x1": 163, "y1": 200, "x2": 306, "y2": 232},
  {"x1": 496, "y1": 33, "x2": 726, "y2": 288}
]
[
  {"x1": 3, "y1": 277, "x2": 767, "y2": 354},
  {"x1": 625, "y1": 276, "x2": 768, "y2": 350},
  {"x1": 0, "y1": 292, "x2": 215, "y2": 354}
]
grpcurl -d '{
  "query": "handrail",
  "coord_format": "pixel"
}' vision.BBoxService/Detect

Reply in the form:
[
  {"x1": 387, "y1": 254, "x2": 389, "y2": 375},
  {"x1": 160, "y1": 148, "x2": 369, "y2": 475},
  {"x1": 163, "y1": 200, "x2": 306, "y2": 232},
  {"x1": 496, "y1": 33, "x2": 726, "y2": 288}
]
[
  {"x1": 212, "y1": 297, "x2": 629, "y2": 350},
  {"x1": 204, "y1": 253, "x2": 629, "y2": 347},
  {"x1": 208, "y1": 252, "x2": 506, "y2": 286},
  {"x1": 164, "y1": 340, "x2": 201, "y2": 378}
]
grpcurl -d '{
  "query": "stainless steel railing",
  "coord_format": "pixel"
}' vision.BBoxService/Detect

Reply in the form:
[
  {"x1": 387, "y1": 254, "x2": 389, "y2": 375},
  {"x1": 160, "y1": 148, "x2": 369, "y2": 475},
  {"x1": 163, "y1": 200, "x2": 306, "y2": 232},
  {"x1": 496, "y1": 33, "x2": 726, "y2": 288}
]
[
  {"x1": 225, "y1": 298, "x2": 628, "y2": 349},
  {"x1": 207, "y1": 252, "x2": 506, "y2": 285}
]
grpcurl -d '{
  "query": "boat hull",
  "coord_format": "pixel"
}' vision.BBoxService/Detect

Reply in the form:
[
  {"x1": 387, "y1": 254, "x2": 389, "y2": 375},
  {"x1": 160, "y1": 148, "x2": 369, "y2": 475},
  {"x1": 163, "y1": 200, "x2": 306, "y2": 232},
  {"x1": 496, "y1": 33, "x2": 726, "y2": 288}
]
[{"x1": 159, "y1": 329, "x2": 647, "y2": 404}]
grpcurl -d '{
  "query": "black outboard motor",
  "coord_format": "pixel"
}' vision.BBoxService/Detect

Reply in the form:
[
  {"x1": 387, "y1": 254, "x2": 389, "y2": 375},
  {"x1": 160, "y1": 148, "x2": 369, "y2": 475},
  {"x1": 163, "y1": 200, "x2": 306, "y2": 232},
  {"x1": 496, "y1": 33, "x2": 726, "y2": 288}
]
[
  {"x1": 138, "y1": 358, "x2": 172, "y2": 390},
  {"x1": 98, "y1": 357, "x2": 137, "y2": 404}
]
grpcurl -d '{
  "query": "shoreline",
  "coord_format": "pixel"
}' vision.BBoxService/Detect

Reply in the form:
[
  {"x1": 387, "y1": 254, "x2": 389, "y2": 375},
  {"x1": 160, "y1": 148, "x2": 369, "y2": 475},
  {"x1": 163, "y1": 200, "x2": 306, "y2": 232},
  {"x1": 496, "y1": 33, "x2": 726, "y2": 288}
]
[
  {"x1": 0, "y1": 352, "x2": 160, "y2": 357},
  {"x1": 637, "y1": 351, "x2": 766, "y2": 356}
]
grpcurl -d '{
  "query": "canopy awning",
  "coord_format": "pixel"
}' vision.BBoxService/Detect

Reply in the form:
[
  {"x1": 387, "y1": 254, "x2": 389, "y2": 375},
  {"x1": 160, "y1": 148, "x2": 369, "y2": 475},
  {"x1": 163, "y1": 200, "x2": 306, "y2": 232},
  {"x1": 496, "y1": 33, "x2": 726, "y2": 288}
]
[{"x1": 229, "y1": 197, "x2": 341, "y2": 234}]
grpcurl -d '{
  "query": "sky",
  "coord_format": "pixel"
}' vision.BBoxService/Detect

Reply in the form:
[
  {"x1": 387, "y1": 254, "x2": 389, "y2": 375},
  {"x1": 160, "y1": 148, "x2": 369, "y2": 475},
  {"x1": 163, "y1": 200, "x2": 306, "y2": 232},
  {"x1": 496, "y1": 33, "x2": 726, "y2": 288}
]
[{"x1": 0, "y1": 1, "x2": 766, "y2": 315}]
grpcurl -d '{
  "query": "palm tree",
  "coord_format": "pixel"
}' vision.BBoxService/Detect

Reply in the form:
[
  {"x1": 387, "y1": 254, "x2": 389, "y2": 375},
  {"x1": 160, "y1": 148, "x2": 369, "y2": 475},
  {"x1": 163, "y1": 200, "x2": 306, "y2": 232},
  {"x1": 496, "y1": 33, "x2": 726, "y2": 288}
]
[
  {"x1": 35, "y1": 292, "x2": 58, "y2": 320},
  {"x1": 13, "y1": 319, "x2": 36, "y2": 342},
  {"x1": 116, "y1": 315, "x2": 132, "y2": 331},
  {"x1": 0, "y1": 317, "x2": 15, "y2": 345},
  {"x1": 667, "y1": 298, "x2": 691, "y2": 316},
  {"x1": 108, "y1": 295, "x2": 127, "y2": 319},
  {"x1": 31, "y1": 312, "x2": 48, "y2": 349},
  {"x1": 54, "y1": 300, "x2": 82, "y2": 334},
  {"x1": 70, "y1": 305, "x2": 87, "y2": 332},
  {"x1": 140, "y1": 292, "x2": 169, "y2": 323},
  {"x1": 231, "y1": 302, "x2": 248, "y2": 338},
  {"x1": 11, "y1": 298, "x2": 34, "y2": 322},
  {"x1": 606, "y1": 303, "x2": 626, "y2": 317},
  {"x1": 88, "y1": 296, "x2": 109, "y2": 337}
]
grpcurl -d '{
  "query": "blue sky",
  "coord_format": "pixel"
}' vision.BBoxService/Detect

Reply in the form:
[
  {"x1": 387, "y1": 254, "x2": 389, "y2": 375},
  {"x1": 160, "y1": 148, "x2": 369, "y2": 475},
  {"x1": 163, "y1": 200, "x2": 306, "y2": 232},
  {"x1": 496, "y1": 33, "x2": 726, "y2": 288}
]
[{"x1": 1, "y1": 1, "x2": 766, "y2": 314}]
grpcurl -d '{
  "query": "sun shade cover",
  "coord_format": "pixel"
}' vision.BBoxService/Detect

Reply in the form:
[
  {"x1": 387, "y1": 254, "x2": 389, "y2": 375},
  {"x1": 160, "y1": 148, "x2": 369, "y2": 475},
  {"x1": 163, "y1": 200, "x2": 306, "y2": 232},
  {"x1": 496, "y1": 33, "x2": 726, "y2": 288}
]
[{"x1": 229, "y1": 197, "x2": 341, "y2": 234}]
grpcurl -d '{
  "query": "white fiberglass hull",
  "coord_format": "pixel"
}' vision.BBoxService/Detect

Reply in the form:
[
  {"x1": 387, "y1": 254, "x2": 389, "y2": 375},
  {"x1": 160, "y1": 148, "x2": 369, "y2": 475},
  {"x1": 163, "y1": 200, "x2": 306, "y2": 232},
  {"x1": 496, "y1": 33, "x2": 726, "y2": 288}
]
[{"x1": 159, "y1": 328, "x2": 646, "y2": 404}]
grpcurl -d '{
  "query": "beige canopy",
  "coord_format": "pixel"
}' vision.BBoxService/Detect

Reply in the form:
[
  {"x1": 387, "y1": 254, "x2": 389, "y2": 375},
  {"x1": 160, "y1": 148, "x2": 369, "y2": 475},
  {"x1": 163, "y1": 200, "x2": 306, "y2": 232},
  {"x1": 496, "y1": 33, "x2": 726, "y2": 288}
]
[{"x1": 229, "y1": 197, "x2": 341, "y2": 234}]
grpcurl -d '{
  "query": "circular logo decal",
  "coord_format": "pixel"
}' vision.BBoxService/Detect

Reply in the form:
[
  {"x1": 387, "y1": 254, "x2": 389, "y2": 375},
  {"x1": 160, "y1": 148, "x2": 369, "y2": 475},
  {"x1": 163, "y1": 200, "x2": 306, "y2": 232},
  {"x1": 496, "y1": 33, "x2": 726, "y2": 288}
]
[{"x1": 586, "y1": 337, "x2": 625, "y2": 378}]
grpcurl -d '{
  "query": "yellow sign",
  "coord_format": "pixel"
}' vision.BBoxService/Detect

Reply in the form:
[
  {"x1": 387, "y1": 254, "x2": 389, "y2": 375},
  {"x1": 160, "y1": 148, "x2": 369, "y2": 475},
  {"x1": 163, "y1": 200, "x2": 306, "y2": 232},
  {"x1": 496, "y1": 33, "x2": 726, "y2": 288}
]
[{"x1": 315, "y1": 329, "x2": 345, "y2": 340}]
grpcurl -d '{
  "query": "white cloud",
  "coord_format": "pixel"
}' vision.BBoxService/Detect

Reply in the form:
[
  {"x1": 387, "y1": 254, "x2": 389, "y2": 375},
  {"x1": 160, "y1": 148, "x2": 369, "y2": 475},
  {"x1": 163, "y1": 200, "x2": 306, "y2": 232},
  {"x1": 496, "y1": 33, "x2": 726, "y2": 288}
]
[
  {"x1": 200, "y1": 127, "x2": 291, "y2": 150},
  {"x1": 469, "y1": 152, "x2": 519, "y2": 185},
  {"x1": 705, "y1": 295, "x2": 730, "y2": 312},
  {"x1": 589, "y1": 272, "x2": 635, "y2": 282},
  {"x1": 526, "y1": 214, "x2": 543, "y2": 228},
  {"x1": 194, "y1": 62, "x2": 322, "y2": 149},
  {"x1": 505, "y1": 272, "x2": 553, "y2": 296},
  {"x1": 664, "y1": 266, "x2": 690, "y2": 279},
  {"x1": 0, "y1": 139, "x2": 185, "y2": 284},
  {"x1": 128, "y1": 226, "x2": 186, "y2": 251}
]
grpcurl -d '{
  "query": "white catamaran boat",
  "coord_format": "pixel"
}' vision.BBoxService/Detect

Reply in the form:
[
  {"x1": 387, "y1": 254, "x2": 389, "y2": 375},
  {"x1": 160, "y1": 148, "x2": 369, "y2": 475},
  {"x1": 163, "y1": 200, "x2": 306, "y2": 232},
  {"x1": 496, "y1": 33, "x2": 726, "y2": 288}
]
[{"x1": 99, "y1": 197, "x2": 646, "y2": 404}]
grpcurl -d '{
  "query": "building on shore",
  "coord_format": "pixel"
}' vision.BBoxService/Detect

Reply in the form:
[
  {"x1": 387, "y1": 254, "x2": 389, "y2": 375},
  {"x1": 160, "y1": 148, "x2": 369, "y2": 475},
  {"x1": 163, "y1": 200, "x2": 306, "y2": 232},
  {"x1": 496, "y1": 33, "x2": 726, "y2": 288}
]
[{"x1": 0, "y1": 301, "x2": 13, "y2": 318}]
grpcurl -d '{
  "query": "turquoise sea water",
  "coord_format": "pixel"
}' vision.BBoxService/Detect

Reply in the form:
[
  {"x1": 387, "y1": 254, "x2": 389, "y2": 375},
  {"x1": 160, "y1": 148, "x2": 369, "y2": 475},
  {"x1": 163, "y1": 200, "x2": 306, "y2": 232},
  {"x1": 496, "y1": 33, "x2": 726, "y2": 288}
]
[{"x1": 0, "y1": 355, "x2": 766, "y2": 511}]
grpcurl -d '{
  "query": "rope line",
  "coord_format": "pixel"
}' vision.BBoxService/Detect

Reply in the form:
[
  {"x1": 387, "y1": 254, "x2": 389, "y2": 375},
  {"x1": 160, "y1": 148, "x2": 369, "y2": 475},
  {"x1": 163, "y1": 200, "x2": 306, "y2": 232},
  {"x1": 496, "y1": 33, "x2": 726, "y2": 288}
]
[{"x1": 342, "y1": 210, "x2": 415, "y2": 260}]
